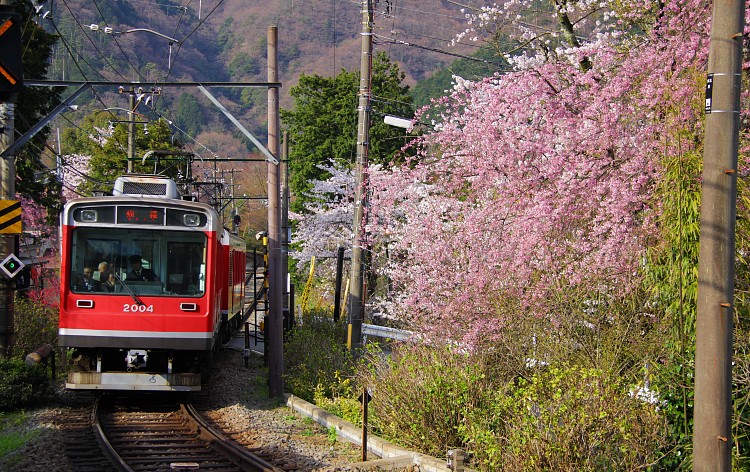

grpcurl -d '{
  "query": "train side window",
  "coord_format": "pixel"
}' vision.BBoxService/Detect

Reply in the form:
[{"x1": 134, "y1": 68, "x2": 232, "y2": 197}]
[{"x1": 166, "y1": 239, "x2": 206, "y2": 296}]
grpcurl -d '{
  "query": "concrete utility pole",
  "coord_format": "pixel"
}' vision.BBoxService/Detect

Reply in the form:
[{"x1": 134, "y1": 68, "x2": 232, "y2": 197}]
[
  {"x1": 693, "y1": 1, "x2": 744, "y2": 471},
  {"x1": 346, "y1": 0, "x2": 373, "y2": 350},
  {"x1": 267, "y1": 25, "x2": 284, "y2": 397}
]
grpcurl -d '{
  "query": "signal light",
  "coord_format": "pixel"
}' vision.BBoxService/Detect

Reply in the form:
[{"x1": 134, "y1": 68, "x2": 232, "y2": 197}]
[{"x1": 0, "y1": 253, "x2": 24, "y2": 278}]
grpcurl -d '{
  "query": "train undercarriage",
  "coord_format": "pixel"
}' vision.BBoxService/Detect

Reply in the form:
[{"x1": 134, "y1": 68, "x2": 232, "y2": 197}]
[{"x1": 65, "y1": 345, "x2": 216, "y2": 391}]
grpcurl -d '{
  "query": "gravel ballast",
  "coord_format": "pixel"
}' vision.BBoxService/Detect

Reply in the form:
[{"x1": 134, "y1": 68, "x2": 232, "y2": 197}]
[{"x1": 0, "y1": 349, "x2": 413, "y2": 472}]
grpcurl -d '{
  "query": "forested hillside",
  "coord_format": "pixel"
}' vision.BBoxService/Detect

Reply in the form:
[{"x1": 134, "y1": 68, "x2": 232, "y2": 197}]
[{"x1": 41, "y1": 0, "x2": 483, "y2": 138}]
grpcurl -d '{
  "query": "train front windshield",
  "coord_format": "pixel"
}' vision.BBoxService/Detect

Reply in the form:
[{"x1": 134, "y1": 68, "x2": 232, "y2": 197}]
[{"x1": 69, "y1": 228, "x2": 207, "y2": 297}]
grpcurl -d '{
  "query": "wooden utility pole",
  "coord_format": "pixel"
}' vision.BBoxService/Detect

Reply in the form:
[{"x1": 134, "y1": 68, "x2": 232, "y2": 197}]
[
  {"x1": 267, "y1": 25, "x2": 284, "y2": 397},
  {"x1": 693, "y1": 1, "x2": 744, "y2": 470},
  {"x1": 346, "y1": 0, "x2": 373, "y2": 350}
]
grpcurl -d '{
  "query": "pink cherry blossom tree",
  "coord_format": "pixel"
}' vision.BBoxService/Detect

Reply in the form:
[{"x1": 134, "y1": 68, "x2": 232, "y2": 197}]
[
  {"x1": 59, "y1": 153, "x2": 92, "y2": 202},
  {"x1": 368, "y1": 0, "x2": 719, "y2": 346}
]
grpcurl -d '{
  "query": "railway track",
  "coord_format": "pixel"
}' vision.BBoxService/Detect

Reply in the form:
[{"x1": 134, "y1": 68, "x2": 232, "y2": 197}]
[{"x1": 92, "y1": 395, "x2": 281, "y2": 472}]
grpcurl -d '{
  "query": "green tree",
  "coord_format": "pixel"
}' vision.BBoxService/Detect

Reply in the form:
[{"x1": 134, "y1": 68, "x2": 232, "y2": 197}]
[
  {"x1": 175, "y1": 93, "x2": 204, "y2": 137},
  {"x1": 411, "y1": 47, "x2": 507, "y2": 108},
  {"x1": 281, "y1": 52, "x2": 414, "y2": 212},
  {"x1": 63, "y1": 112, "x2": 182, "y2": 195},
  {"x1": 227, "y1": 51, "x2": 259, "y2": 78}
]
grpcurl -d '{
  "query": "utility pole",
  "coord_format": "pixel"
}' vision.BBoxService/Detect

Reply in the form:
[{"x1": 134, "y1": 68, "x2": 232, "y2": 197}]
[
  {"x1": 0, "y1": 98, "x2": 14, "y2": 359},
  {"x1": 346, "y1": 0, "x2": 373, "y2": 350},
  {"x1": 0, "y1": 1, "x2": 23, "y2": 358},
  {"x1": 127, "y1": 91, "x2": 135, "y2": 173},
  {"x1": 693, "y1": 1, "x2": 744, "y2": 471},
  {"x1": 281, "y1": 132, "x2": 290, "y2": 315},
  {"x1": 267, "y1": 25, "x2": 283, "y2": 397}
]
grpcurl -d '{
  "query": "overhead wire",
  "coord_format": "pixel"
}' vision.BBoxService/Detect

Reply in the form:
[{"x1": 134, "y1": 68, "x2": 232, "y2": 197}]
[
  {"x1": 91, "y1": 0, "x2": 147, "y2": 82},
  {"x1": 336, "y1": 0, "x2": 503, "y2": 74},
  {"x1": 343, "y1": 0, "x2": 467, "y2": 22},
  {"x1": 19, "y1": 5, "x2": 42, "y2": 60},
  {"x1": 59, "y1": 0, "x2": 132, "y2": 82},
  {"x1": 38, "y1": 13, "x2": 123, "y2": 131},
  {"x1": 21, "y1": 114, "x2": 128, "y2": 191},
  {"x1": 124, "y1": 0, "x2": 191, "y2": 11},
  {"x1": 140, "y1": 100, "x2": 218, "y2": 161},
  {"x1": 58, "y1": 0, "x2": 220, "y2": 171},
  {"x1": 374, "y1": 32, "x2": 507, "y2": 66},
  {"x1": 12, "y1": 112, "x2": 100, "y2": 196},
  {"x1": 147, "y1": 1, "x2": 190, "y2": 108},
  {"x1": 160, "y1": 0, "x2": 226, "y2": 84},
  {"x1": 384, "y1": 27, "x2": 484, "y2": 49},
  {"x1": 44, "y1": 14, "x2": 108, "y2": 81}
]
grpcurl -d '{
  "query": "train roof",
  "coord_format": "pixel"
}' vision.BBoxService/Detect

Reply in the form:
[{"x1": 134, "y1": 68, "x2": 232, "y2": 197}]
[{"x1": 113, "y1": 174, "x2": 182, "y2": 199}]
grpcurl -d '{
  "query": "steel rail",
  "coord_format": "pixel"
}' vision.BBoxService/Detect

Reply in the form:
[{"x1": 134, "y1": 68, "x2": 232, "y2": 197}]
[{"x1": 91, "y1": 397, "x2": 282, "y2": 471}]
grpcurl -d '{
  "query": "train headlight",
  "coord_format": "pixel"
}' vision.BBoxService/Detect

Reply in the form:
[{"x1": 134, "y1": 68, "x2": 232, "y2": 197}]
[
  {"x1": 80, "y1": 210, "x2": 98, "y2": 222},
  {"x1": 183, "y1": 213, "x2": 200, "y2": 227}
]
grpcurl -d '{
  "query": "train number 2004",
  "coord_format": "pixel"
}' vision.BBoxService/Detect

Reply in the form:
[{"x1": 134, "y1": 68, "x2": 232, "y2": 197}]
[{"x1": 123, "y1": 304, "x2": 155, "y2": 313}]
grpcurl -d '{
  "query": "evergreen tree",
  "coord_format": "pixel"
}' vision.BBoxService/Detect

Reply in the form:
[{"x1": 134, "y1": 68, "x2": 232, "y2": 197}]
[
  {"x1": 62, "y1": 112, "x2": 181, "y2": 195},
  {"x1": 175, "y1": 93, "x2": 204, "y2": 138},
  {"x1": 281, "y1": 52, "x2": 414, "y2": 212},
  {"x1": 411, "y1": 47, "x2": 508, "y2": 108}
]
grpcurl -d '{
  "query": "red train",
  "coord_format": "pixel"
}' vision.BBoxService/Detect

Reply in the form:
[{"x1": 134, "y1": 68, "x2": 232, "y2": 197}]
[{"x1": 58, "y1": 175, "x2": 246, "y2": 391}]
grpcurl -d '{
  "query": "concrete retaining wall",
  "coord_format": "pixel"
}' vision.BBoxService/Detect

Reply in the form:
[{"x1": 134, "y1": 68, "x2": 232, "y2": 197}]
[{"x1": 285, "y1": 394, "x2": 474, "y2": 472}]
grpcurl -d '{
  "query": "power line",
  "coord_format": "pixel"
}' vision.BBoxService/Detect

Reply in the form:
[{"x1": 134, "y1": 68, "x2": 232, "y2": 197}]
[
  {"x1": 42, "y1": 15, "x2": 122, "y2": 124},
  {"x1": 59, "y1": 0, "x2": 131, "y2": 82},
  {"x1": 374, "y1": 33, "x2": 507, "y2": 66},
  {"x1": 91, "y1": 0, "x2": 146, "y2": 82},
  {"x1": 383, "y1": 26, "x2": 483, "y2": 49},
  {"x1": 391, "y1": 0, "x2": 468, "y2": 21},
  {"x1": 125, "y1": 0, "x2": 192, "y2": 11},
  {"x1": 162, "y1": 0, "x2": 226, "y2": 85},
  {"x1": 44, "y1": 15, "x2": 108, "y2": 81},
  {"x1": 49, "y1": 0, "x2": 215, "y2": 171}
]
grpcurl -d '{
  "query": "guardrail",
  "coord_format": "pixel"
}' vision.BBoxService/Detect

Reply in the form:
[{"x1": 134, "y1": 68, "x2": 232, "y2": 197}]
[{"x1": 362, "y1": 324, "x2": 412, "y2": 341}]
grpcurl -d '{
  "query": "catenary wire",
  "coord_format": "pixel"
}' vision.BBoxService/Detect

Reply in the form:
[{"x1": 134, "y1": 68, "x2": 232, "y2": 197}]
[
  {"x1": 91, "y1": 0, "x2": 147, "y2": 82},
  {"x1": 60, "y1": 0, "x2": 132, "y2": 82}
]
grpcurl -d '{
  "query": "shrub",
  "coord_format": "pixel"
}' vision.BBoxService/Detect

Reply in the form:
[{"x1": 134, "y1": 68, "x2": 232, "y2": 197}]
[
  {"x1": 283, "y1": 307, "x2": 357, "y2": 403},
  {"x1": 0, "y1": 359, "x2": 49, "y2": 411},
  {"x1": 13, "y1": 297, "x2": 58, "y2": 360},
  {"x1": 484, "y1": 364, "x2": 667, "y2": 471},
  {"x1": 360, "y1": 342, "x2": 490, "y2": 458},
  {"x1": 313, "y1": 371, "x2": 362, "y2": 425}
]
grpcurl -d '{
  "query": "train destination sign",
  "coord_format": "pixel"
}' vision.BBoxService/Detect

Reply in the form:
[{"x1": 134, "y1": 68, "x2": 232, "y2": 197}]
[{"x1": 116, "y1": 206, "x2": 165, "y2": 225}]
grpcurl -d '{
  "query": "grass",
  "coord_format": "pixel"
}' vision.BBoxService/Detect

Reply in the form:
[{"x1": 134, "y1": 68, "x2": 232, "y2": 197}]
[
  {"x1": 0, "y1": 412, "x2": 26, "y2": 430},
  {"x1": 0, "y1": 411, "x2": 40, "y2": 459},
  {"x1": 0, "y1": 430, "x2": 40, "y2": 458},
  {"x1": 327, "y1": 425, "x2": 338, "y2": 445}
]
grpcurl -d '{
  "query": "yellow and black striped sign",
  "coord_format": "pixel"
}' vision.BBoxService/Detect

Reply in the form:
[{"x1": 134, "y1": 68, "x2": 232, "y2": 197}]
[{"x1": 0, "y1": 200, "x2": 22, "y2": 234}]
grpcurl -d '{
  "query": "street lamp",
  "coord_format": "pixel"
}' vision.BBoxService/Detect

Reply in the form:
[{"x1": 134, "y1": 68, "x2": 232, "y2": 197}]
[
  {"x1": 87, "y1": 24, "x2": 180, "y2": 68},
  {"x1": 87, "y1": 24, "x2": 180, "y2": 44},
  {"x1": 383, "y1": 115, "x2": 413, "y2": 129}
]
